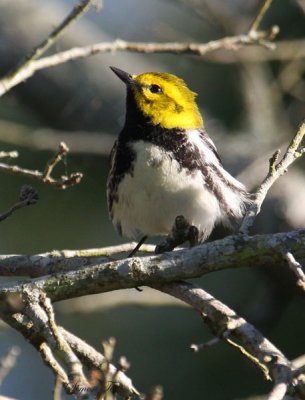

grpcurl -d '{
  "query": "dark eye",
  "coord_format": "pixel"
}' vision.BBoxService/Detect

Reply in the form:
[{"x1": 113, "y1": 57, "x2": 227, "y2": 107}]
[{"x1": 149, "y1": 84, "x2": 162, "y2": 94}]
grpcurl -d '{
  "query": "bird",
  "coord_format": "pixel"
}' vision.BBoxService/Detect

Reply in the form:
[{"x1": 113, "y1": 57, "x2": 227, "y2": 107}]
[{"x1": 107, "y1": 66, "x2": 251, "y2": 253}]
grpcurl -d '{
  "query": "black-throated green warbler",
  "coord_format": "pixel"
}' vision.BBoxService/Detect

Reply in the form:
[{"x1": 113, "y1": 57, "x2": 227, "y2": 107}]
[{"x1": 107, "y1": 67, "x2": 250, "y2": 249}]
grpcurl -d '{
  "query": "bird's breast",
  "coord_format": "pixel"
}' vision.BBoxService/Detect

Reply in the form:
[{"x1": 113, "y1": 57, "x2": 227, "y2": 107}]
[{"x1": 110, "y1": 140, "x2": 221, "y2": 238}]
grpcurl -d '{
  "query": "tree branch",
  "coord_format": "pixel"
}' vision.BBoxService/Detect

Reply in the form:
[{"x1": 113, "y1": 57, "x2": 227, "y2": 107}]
[
  {"x1": 249, "y1": 0, "x2": 273, "y2": 33},
  {"x1": 199, "y1": 38, "x2": 305, "y2": 63},
  {"x1": 0, "y1": 0, "x2": 278, "y2": 97},
  {"x1": 0, "y1": 142, "x2": 83, "y2": 189},
  {"x1": 0, "y1": 306, "x2": 139, "y2": 398},
  {"x1": 0, "y1": 242, "x2": 155, "y2": 277},
  {"x1": 0, "y1": 151, "x2": 18, "y2": 160},
  {"x1": 0, "y1": 32, "x2": 278, "y2": 98},
  {"x1": 155, "y1": 281, "x2": 292, "y2": 391},
  {"x1": 0, "y1": 229, "x2": 304, "y2": 302},
  {"x1": 0, "y1": 1, "x2": 303, "y2": 398},
  {"x1": 60, "y1": 329, "x2": 140, "y2": 398},
  {"x1": 42, "y1": 142, "x2": 69, "y2": 183},
  {"x1": 0, "y1": 238, "x2": 305, "y2": 399},
  {"x1": 267, "y1": 379, "x2": 289, "y2": 400},
  {"x1": 240, "y1": 120, "x2": 305, "y2": 234},
  {"x1": 40, "y1": 342, "x2": 73, "y2": 395},
  {"x1": 2, "y1": 0, "x2": 95, "y2": 84},
  {"x1": 282, "y1": 251, "x2": 305, "y2": 290},
  {"x1": 22, "y1": 290, "x2": 89, "y2": 395}
]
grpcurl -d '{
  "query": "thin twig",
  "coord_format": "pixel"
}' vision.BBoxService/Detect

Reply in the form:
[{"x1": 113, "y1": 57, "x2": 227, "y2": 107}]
[
  {"x1": 0, "y1": 310, "x2": 139, "y2": 400},
  {"x1": 190, "y1": 337, "x2": 220, "y2": 352},
  {"x1": 240, "y1": 120, "x2": 305, "y2": 234},
  {"x1": 0, "y1": 0, "x2": 96, "y2": 97},
  {"x1": 0, "y1": 185, "x2": 38, "y2": 223},
  {"x1": 95, "y1": 242, "x2": 156, "y2": 256},
  {"x1": 39, "y1": 294, "x2": 89, "y2": 393},
  {"x1": 0, "y1": 162, "x2": 82, "y2": 189},
  {"x1": 267, "y1": 380, "x2": 289, "y2": 400},
  {"x1": 5, "y1": 0, "x2": 95, "y2": 81},
  {"x1": 40, "y1": 342, "x2": 73, "y2": 395},
  {"x1": 0, "y1": 142, "x2": 83, "y2": 189},
  {"x1": 267, "y1": 363, "x2": 292, "y2": 400},
  {"x1": 269, "y1": 149, "x2": 281, "y2": 174},
  {"x1": 60, "y1": 328, "x2": 140, "y2": 398},
  {"x1": 249, "y1": 0, "x2": 273, "y2": 33},
  {"x1": 0, "y1": 151, "x2": 18, "y2": 159},
  {"x1": 155, "y1": 281, "x2": 292, "y2": 390},
  {"x1": 0, "y1": 30, "x2": 278, "y2": 97},
  {"x1": 282, "y1": 251, "x2": 305, "y2": 290},
  {"x1": 22, "y1": 289, "x2": 89, "y2": 396},
  {"x1": 99, "y1": 337, "x2": 116, "y2": 400},
  {"x1": 53, "y1": 374, "x2": 63, "y2": 400},
  {"x1": 200, "y1": 38, "x2": 305, "y2": 63},
  {"x1": 42, "y1": 142, "x2": 69, "y2": 182},
  {"x1": 225, "y1": 337, "x2": 270, "y2": 379},
  {"x1": 292, "y1": 354, "x2": 305, "y2": 370}
]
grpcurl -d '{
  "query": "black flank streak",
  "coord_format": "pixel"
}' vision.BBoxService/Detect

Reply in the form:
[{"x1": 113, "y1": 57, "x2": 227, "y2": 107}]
[
  {"x1": 199, "y1": 130, "x2": 222, "y2": 164},
  {"x1": 107, "y1": 140, "x2": 136, "y2": 213},
  {"x1": 209, "y1": 163, "x2": 246, "y2": 195}
]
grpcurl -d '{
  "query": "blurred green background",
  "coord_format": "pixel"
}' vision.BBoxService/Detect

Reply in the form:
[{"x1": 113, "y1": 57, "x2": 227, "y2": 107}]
[{"x1": 0, "y1": 0, "x2": 305, "y2": 399}]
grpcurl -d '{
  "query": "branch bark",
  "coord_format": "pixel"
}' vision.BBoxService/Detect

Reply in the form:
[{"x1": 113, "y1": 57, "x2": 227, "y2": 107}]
[
  {"x1": 0, "y1": 229, "x2": 304, "y2": 301},
  {"x1": 156, "y1": 281, "x2": 292, "y2": 394},
  {"x1": 0, "y1": 311, "x2": 139, "y2": 399},
  {"x1": 2, "y1": 248, "x2": 302, "y2": 398}
]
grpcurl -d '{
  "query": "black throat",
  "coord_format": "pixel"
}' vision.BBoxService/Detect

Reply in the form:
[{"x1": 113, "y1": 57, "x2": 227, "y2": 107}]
[
  {"x1": 120, "y1": 89, "x2": 186, "y2": 145},
  {"x1": 121, "y1": 89, "x2": 152, "y2": 140}
]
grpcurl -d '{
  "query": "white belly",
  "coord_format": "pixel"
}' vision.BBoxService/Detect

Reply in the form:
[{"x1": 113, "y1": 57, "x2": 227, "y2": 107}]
[{"x1": 111, "y1": 141, "x2": 221, "y2": 239}]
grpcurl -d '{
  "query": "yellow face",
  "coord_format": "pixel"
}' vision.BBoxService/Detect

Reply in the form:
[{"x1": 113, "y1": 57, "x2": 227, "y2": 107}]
[{"x1": 130, "y1": 72, "x2": 204, "y2": 130}]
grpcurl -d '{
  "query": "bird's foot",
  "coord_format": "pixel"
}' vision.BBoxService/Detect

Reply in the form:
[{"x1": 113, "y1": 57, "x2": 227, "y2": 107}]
[{"x1": 155, "y1": 216, "x2": 199, "y2": 254}]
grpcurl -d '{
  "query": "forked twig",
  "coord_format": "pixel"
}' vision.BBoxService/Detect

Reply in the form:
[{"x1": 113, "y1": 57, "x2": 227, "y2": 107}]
[
  {"x1": 240, "y1": 120, "x2": 305, "y2": 234},
  {"x1": 0, "y1": 142, "x2": 83, "y2": 189}
]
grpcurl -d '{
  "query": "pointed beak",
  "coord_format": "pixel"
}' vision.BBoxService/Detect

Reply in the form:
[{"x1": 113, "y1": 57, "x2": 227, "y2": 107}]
[{"x1": 110, "y1": 66, "x2": 136, "y2": 86}]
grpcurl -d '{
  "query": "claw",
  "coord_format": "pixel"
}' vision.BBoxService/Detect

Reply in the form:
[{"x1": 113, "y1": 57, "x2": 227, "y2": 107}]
[{"x1": 155, "y1": 216, "x2": 199, "y2": 254}]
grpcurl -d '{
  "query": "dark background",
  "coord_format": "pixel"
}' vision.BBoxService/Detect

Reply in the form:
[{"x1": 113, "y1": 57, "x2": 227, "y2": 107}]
[{"x1": 0, "y1": 0, "x2": 305, "y2": 399}]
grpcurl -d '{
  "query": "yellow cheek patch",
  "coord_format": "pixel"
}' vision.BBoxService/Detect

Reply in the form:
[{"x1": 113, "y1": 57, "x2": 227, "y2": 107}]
[
  {"x1": 150, "y1": 105, "x2": 203, "y2": 129},
  {"x1": 132, "y1": 73, "x2": 204, "y2": 129}
]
